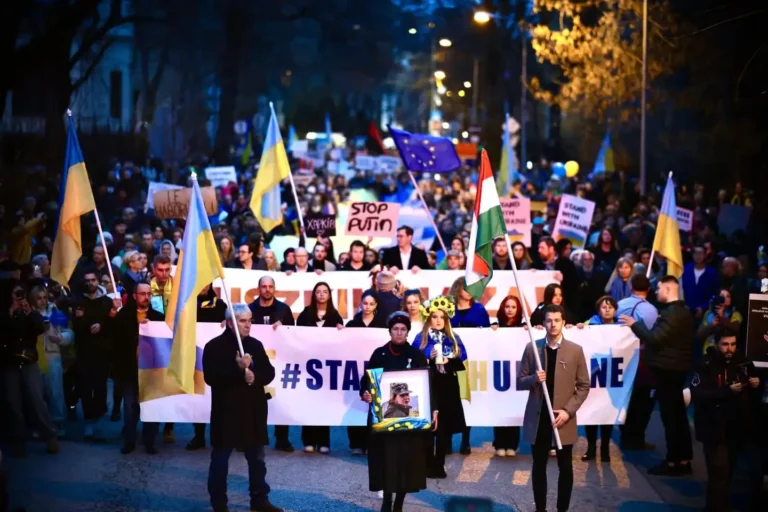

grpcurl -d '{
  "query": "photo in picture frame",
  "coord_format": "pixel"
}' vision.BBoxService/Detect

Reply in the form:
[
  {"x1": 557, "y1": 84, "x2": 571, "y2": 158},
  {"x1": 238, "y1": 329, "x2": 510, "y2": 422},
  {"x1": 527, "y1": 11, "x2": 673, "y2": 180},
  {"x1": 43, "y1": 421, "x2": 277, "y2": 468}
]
[{"x1": 367, "y1": 367, "x2": 432, "y2": 433}]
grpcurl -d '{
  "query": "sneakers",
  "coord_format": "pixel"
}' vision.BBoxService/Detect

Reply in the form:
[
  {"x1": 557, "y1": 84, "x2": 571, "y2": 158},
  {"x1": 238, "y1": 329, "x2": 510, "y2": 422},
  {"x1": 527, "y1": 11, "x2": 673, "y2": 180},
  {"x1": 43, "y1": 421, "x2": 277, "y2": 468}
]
[
  {"x1": 505, "y1": 449, "x2": 517, "y2": 457},
  {"x1": 186, "y1": 436, "x2": 206, "y2": 451},
  {"x1": 303, "y1": 445, "x2": 315, "y2": 453},
  {"x1": 495, "y1": 449, "x2": 506, "y2": 457},
  {"x1": 47, "y1": 438, "x2": 60, "y2": 454},
  {"x1": 351, "y1": 448, "x2": 364, "y2": 456},
  {"x1": 318, "y1": 446, "x2": 330, "y2": 454},
  {"x1": 250, "y1": 498, "x2": 284, "y2": 511}
]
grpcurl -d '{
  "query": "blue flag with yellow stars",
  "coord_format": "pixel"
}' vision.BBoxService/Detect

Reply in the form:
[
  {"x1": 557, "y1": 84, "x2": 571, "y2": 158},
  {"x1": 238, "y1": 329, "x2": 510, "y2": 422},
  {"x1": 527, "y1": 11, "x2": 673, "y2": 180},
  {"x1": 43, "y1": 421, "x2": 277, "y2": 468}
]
[{"x1": 388, "y1": 125, "x2": 461, "y2": 173}]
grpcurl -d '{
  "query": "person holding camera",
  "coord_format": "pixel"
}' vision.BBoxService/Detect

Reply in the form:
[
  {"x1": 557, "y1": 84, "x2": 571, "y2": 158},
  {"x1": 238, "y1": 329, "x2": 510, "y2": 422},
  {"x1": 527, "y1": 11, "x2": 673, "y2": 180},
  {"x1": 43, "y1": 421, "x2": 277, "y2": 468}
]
[
  {"x1": 697, "y1": 288, "x2": 743, "y2": 355},
  {"x1": 690, "y1": 327, "x2": 763, "y2": 512},
  {"x1": 1, "y1": 283, "x2": 59, "y2": 457}
]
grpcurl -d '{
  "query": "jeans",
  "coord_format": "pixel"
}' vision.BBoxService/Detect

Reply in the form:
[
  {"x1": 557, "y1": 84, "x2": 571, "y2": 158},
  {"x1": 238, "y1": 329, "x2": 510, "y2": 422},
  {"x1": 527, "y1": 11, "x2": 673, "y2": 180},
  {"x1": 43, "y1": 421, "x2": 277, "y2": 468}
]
[
  {"x1": 652, "y1": 369, "x2": 693, "y2": 462},
  {"x1": 208, "y1": 446, "x2": 270, "y2": 509},
  {"x1": 78, "y1": 361, "x2": 108, "y2": 421},
  {"x1": 621, "y1": 385, "x2": 655, "y2": 446},
  {"x1": 120, "y1": 379, "x2": 158, "y2": 447},
  {"x1": 3, "y1": 364, "x2": 57, "y2": 442},
  {"x1": 43, "y1": 354, "x2": 66, "y2": 424}
]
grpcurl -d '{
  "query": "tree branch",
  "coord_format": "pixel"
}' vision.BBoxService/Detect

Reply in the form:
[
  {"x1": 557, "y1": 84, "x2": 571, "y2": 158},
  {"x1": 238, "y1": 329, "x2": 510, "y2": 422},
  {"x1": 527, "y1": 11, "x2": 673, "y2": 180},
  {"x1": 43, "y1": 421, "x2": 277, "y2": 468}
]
[
  {"x1": 735, "y1": 40, "x2": 767, "y2": 102},
  {"x1": 674, "y1": 8, "x2": 767, "y2": 38},
  {"x1": 71, "y1": 39, "x2": 115, "y2": 92}
]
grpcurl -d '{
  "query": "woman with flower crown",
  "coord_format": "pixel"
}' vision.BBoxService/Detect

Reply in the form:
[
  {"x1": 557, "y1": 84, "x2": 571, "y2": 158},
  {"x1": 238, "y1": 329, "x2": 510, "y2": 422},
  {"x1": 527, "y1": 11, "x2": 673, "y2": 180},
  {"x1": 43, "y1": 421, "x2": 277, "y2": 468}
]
[{"x1": 411, "y1": 296, "x2": 467, "y2": 479}]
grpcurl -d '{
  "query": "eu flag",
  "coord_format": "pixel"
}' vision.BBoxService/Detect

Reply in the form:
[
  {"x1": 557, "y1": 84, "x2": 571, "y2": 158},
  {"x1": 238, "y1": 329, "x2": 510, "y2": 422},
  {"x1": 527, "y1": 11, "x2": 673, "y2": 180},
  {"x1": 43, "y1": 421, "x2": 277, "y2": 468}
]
[{"x1": 389, "y1": 126, "x2": 461, "y2": 173}]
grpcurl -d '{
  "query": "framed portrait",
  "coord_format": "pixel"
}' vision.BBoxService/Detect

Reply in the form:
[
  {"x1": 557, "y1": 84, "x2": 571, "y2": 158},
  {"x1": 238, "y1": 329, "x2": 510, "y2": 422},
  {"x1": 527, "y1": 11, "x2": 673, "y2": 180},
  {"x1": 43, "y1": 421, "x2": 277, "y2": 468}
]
[{"x1": 367, "y1": 368, "x2": 432, "y2": 433}]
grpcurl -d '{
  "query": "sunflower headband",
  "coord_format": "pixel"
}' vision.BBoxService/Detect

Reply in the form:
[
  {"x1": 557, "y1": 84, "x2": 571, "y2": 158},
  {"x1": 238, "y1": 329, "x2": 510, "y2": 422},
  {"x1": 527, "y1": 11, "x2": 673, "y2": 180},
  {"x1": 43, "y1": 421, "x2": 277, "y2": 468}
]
[{"x1": 419, "y1": 295, "x2": 456, "y2": 321}]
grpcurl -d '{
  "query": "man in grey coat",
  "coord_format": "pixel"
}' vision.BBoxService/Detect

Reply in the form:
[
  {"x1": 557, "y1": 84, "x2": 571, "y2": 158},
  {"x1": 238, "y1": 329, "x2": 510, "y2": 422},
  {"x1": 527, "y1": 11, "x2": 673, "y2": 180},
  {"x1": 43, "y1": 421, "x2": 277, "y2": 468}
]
[{"x1": 518, "y1": 304, "x2": 590, "y2": 512}]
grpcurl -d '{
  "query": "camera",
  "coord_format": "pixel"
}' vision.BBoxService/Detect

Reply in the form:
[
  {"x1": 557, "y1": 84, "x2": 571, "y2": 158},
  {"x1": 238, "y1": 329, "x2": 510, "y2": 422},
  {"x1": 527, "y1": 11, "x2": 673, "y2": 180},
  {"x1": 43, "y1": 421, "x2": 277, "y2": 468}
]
[{"x1": 710, "y1": 295, "x2": 725, "y2": 310}]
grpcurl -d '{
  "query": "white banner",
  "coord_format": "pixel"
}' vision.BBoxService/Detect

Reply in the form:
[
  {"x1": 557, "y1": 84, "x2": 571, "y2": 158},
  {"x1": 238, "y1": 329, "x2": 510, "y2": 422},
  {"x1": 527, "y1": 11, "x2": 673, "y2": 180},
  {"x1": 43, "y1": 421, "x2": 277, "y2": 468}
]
[
  {"x1": 355, "y1": 155, "x2": 376, "y2": 170},
  {"x1": 212, "y1": 269, "x2": 558, "y2": 322},
  {"x1": 552, "y1": 194, "x2": 596, "y2": 250},
  {"x1": 140, "y1": 324, "x2": 639, "y2": 426},
  {"x1": 204, "y1": 166, "x2": 237, "y2": 188}
]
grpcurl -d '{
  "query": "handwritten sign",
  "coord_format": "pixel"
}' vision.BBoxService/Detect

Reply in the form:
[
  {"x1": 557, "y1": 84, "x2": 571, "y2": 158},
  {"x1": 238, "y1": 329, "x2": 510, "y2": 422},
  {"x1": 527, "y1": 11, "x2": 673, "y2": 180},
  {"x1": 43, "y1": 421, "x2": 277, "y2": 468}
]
[
  {"x1": 676, "y1": 207, "x2": 693, "y2": 232},
  {"x1": 345, "y1": 202, "x2": 400, "y2": 238},
  {"x1": 146, "y1": 182, "x2": 183, "y2": 209},
  {"x1": 306, "y1": 214, "x2": 337, "y2": 237},
  {"x1": 153, "y1": 187, "x2": 218, "y2": 219},
  {"x1": 551, "y1": 194, "x2": 595, "y2": 249},
  {"x1": 355, "y1": 155, "x2": 376, "y2": 171},
  {"x1": 204, "y1": 166, "x2": 237, "y2": 188},
  {"x1": 500, "y1": 197, "x2": 532, "y2": 247}
]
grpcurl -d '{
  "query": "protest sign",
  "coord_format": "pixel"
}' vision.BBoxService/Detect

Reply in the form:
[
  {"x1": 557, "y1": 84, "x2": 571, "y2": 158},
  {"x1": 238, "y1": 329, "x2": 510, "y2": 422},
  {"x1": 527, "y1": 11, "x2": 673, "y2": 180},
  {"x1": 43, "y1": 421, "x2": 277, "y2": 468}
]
[
  {"x1": 153, "y1": 187, "x2": 218, "y2": 219},
  {"x1": 330, "y1": 148, "x2": 343, "y2": 161},
  {"x1": 676, "y1": 207, "x2": 693, "y2": 232},
  {"x1": 355, "y1": 155, "x2": 376, "y2": 171},
  {"x1": 146, "y1": 182, "x2": 183, "y2": 209},
  {"x1": 377, "y1": 155, "x2": 402, "y2": 174},
  {"x1": 718, "y1": 204, "x2": 751, "y2": 237},
  {"x1": 290, "y1": 139, "x2": 308, "y2": 157},
  {"x1": 500, "y1": 197, "x2": 532, "y2": 247},
  {"x1": 552, "y1": 194, "x2": 595, "y2": 249},
  {"x1": 746, "y1": 293, "x2": 768, "y2": 368},
  {"x1": 530, "y1": 200, "x2": 548, "y2": 214},
  {"x1": 345, "y1": 202, "x2": 400, "y2": 238},
  {"x1": 305, "y1": 214, "x2": 337, "y2": 237},
  {"x1": 204, "y1": 166, "x2": 237, "y2": 188}
]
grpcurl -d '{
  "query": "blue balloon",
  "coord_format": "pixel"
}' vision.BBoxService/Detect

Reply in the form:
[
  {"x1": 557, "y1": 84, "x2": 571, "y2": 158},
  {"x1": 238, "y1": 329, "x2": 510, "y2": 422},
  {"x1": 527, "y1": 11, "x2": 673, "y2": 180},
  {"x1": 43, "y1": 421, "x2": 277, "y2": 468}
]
[{"x1": 552, "y1": 162, "x2": 566, "y2": 178}]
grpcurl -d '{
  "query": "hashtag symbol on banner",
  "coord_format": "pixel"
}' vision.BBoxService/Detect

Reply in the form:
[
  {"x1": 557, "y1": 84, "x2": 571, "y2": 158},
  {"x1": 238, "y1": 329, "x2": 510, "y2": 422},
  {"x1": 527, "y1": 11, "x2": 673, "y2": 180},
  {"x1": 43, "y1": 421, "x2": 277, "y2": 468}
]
[{"x1": 281, "y1": 363, "x2": 301, "y2": 389}]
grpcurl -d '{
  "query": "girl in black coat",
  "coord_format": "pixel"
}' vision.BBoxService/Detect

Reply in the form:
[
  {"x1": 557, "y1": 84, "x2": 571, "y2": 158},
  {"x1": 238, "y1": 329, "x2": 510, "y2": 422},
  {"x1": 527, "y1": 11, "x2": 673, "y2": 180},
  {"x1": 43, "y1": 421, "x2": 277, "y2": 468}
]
[
  {"x1": 296, "y1": 282, "x2": 344, "y2": 454},
  {"x1": 529, "y1": 283, "x2": 576, "y2": 326}
]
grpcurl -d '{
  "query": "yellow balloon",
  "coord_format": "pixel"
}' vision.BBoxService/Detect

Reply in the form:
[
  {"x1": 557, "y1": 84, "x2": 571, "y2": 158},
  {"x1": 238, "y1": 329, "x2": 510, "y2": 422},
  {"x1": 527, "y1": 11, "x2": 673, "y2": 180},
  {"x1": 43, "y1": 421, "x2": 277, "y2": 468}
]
[{"x1": 565, "y1": 160, "x2": 580, "y2": 177}]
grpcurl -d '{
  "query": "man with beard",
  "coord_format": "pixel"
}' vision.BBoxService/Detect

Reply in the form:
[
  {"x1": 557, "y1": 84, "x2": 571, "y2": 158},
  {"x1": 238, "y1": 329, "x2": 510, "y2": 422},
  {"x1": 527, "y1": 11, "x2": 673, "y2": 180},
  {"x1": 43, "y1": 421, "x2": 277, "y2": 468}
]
[
  {"x1": 341, "y1": 240, "x2": 371, "y2": 271},
  {"x1": 204, "y1": 304, "x2": 281, "y2": 512},
  {"x1": 73, "y1": 270, "x2": 117, "y2": 441},
  {"x1": 248, "y1": 276, "x2": 294, "y2": 452},
  {"x1": 111, "y1": 281, "x2": 163, "y2": 454}
]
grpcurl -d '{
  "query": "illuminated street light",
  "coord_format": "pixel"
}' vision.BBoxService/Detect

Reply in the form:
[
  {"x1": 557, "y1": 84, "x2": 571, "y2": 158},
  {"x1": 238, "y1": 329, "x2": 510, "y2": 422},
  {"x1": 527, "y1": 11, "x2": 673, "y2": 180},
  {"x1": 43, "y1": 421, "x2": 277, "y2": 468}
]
[
  {"x1": 464, "y1": 81, "x2": 471, "y2": 88},
  {"x1": 408, "y1": 28, "x2": 417, "y2": 34},
  {"x1": 462, "y1": 131, "x2": 469, "y2": 138},
  {"x1": 437, "y1": 86, "x2": 447, "y2": 95},
  {"x1": 442, "y1": 122, "x2": 450, "y2": 129},
  {"x1": 439, "y1": 38, "x2": 452, "y2": 47},
  {"x1": 474, "y1": 10, "x2": 492, "y2": 24},
  {"x1": 452, "y1": 138, "x2": 459, "y2": 144},
  {"x1": 458, "y1": 90, "x2": 466, "y2": 97},
  {"x1": 434, "y1": 70, "x2": 446, "y2": 80},
  {"x1": 446, "y1": 91, "x2": 452, "y2": 97}
]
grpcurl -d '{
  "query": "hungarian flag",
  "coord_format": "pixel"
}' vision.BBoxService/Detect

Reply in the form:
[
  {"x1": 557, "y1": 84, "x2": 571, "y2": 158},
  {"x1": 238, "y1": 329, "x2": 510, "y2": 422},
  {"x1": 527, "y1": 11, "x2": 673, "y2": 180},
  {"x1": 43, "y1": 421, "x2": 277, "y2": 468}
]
[{"x1": 465, "y1": 149, "x2": 508, "y2": 300}]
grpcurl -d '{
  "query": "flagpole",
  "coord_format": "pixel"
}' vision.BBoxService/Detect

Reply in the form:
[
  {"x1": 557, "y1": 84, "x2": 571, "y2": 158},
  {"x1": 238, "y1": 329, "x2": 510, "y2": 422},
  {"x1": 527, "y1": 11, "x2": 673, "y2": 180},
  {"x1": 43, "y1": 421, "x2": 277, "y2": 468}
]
[
  {"x1": 271, "y1": 102, "x2": 305, "y2": 234},
  {"x1": 503, "y1": 233, "x2": 563, "y2": 450},
  {"x1": 407, "y1": 171, "x2": 447, "y2": 254},
  {"x1": 646, "y1": 171, "x2": 672, "y2": 279}
]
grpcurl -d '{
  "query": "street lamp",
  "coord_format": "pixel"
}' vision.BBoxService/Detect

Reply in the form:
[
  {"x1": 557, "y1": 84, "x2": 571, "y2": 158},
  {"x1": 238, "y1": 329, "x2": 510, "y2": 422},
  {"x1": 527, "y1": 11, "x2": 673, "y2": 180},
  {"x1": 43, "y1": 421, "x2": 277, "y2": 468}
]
[
  {"x1": 464, "y1": 81, "x2": 472, "y2": 88},
  {"x1": 408, "y1": 28, "x2": 417, "y2": 34},
  {"x1": 437, "y1": 86, "x2": 447, "y2": 95},
  {"x1": 458, "y1": 90, "x2": 466, "y2": 97},
  {"x1": 434, "y1": 70, "x2": 446, "y2": 80},
  {"x1": 439, "y1": 38, "x2": 452, "y2": 47},
  {"x1": 473, "y1": 10, "x2": 492, "y2": 24}
]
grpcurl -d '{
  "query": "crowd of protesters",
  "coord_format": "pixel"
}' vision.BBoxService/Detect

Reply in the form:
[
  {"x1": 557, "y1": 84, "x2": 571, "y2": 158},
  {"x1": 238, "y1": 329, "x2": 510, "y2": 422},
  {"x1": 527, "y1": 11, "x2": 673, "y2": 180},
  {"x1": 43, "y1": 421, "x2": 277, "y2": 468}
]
[{"x1": 1, "y1": 148, "x2": 767, "y2": 511}]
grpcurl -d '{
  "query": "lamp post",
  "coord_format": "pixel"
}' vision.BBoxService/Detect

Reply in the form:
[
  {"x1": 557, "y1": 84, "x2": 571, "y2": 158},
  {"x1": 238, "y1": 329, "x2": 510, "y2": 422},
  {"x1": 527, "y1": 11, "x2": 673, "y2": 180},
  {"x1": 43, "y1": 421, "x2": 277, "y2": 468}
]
[{"x1": 640, "y1": 0, "x2": 648, "y2": 195}]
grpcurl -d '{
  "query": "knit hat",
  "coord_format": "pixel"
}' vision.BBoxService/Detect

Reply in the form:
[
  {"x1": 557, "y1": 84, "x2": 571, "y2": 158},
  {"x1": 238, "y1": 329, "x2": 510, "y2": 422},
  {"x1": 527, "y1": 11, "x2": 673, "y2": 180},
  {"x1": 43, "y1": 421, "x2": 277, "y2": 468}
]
[
  {"x1": 387, "y1": 311, "x2": 411, "y2": 332},
  {"x1": 376, "y1": 270, "x2": 396, "y2": 288}
]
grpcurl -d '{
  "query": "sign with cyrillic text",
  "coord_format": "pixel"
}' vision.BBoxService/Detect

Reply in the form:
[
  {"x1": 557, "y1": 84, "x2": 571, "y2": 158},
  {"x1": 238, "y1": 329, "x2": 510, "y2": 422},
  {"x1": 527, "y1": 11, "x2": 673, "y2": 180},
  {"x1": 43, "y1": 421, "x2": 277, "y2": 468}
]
[{"x1": 305, "y1": 214, "x2": 337, "y2": 237}]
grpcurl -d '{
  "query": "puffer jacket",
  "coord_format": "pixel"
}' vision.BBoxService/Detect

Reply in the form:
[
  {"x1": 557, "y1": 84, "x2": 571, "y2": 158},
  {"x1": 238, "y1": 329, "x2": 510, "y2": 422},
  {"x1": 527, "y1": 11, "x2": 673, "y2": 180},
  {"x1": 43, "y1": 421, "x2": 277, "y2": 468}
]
[{"x1": 631, "y1": 300, "x2": 693, "y2": 372}]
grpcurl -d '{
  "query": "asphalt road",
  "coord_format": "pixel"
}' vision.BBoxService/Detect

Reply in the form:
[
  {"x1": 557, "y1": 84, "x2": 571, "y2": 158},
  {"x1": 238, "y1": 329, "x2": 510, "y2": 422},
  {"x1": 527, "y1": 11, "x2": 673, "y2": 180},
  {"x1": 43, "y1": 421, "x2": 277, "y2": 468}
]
[{"x1": 3, "y1": 411, "x2": 761, "y2": 512}]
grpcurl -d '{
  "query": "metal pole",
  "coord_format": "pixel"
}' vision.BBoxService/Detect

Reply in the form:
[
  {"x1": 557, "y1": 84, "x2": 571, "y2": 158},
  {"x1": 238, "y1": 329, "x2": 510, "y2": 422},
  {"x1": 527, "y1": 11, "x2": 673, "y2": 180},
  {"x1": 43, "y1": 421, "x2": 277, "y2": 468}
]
[
  {"x1": 521, "y1": 34, "x2": 527, "y2": 174},
  {"x1": 640, "y1": 0, "x2": 648, "y2": 195},
  {"x1": 471, "y1": 56, "x2": 479, "y2": 125},
  {"x1": 430, "y1": 35, "x2": 437, "y2": 131}
]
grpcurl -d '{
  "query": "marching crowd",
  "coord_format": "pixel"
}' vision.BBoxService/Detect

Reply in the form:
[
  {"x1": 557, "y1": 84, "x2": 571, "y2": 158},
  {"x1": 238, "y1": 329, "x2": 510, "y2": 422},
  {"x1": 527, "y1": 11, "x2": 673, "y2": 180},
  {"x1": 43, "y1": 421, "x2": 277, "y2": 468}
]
[{"x1": 1, "y1": 157, "x2": 767, "y2": 512}]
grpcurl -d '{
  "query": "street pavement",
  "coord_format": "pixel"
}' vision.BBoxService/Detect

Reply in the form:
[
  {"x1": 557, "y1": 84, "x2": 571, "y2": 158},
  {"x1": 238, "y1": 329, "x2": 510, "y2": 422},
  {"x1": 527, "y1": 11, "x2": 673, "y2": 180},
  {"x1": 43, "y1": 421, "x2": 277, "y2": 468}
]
[{"x1": 3, "y1": 410, "x2": 760, "y2": 512}]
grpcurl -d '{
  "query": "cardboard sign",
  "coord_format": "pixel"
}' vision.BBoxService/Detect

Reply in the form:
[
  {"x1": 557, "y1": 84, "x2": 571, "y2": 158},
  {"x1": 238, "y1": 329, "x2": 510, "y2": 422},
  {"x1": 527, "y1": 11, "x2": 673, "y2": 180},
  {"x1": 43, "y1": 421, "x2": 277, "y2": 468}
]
[
  {"x1": 676, "y1": 207, "x2": 693, "y2": 232},
  {"x1": 204, "y1": 166, "x2": 237, "y2": 188},
  {"x1": 305, "y1": 214, "x2": 337, "y2": 237},
  {"x1": 355, "y1": 155, "x2": 376, "y2": 171},
  {"x1": 377, "y1": 156, "x2": 402, "y2": 174},
  {"x1": 153, "y1": 187, "x2": 218, "y2": 219},
  {"x1": 146, "y1": 182, "x2": 183, "y2": 209},
  {"x1": 551, "y1": 194, "x2": 595, "y2": 250},
  {"x1": 345, "y1": 202, "x2": 400, "y2": 238},
  {"x1": 746, "y1": 293, "x2": 768, "y2": 367},
  {"x1": 500, "y1": 197, "x2": 532, "y2": 247}
]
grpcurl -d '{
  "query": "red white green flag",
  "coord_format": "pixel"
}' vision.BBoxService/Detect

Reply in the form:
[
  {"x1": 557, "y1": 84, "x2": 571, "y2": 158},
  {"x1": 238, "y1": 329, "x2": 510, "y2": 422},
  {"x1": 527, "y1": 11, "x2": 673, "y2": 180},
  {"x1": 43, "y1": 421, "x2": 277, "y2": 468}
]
[{"x1": 465, "y1": 150, "x2": 508, "y2": 300}]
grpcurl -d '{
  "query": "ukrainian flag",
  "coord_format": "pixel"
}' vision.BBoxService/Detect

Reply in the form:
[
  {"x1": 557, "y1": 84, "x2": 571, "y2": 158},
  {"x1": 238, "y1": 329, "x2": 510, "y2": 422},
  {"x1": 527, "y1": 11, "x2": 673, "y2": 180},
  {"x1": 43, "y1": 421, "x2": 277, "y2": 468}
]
[
  {"x1": 593, "y1": 132, "x2": 615, "y2": 174},
  {"x1": 51, "y1": 113, "x2": 96, "y2": 287},
  {"x1": 163, "y1": 177, "x2": 224, "y2": 395},
  {"x1": 652, "y1": 174, "x2": 683, "y2": 279},
  {"x1": 250, "y1": 103, "x2": 290, "y2": 233}
]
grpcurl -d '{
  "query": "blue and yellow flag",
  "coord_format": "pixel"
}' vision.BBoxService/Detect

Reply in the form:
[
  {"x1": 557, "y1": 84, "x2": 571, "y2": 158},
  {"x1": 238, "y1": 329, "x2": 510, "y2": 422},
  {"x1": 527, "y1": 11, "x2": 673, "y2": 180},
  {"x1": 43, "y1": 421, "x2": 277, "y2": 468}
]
[
  {"x1": 652, "y1": 174, "x2": 683, "y2": 279},
  {"x1": 165, "y1": 176, "x2": 224, "y2": 395},
  {"x1": 250, "y1": 103, "x2": 290, "y2": 233},
  {"x1": 50, "y1": 113, "x2": 96, "y2": 287},
  {"x1": 593, "y1": 132, "x2": 615, "y2": 174}
]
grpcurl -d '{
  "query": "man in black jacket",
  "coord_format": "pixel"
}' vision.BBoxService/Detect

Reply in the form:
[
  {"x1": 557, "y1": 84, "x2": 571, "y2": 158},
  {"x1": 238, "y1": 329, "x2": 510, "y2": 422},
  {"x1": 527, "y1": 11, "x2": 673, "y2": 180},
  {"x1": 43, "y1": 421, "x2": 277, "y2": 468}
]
[
  {"x1": 690, "y1": 327, "x2": 763, "y2": 511},
  {"x1": 248, "y1": 276, "x2": 295, "y2": 452},
  {"x1": 380, "y1": 225, "x2": 431, "y2": 271},
  {"x1": 203, "y1": 304, "x2": 281, "y2": 512},
  {"x1": 111, "y1": 281, "x2": 164, "y2": 454},
  {"x1": 621, "y1": 275, "x2": 694, "y2": 476}
]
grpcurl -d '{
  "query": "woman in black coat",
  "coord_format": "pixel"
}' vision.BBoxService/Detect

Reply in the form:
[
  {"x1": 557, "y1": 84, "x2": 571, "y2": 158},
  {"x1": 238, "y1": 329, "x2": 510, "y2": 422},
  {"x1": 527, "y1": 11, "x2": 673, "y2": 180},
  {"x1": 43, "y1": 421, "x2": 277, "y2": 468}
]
[
  {"x1": 361, "y1": 312, "x2": 437, "y2": 512},
  {"x1": 296, "y1": 282, "x2": 344, "y2": 454},
  {"x1": 529, "y1": 283, "x2": 576, "y2": 326}
]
